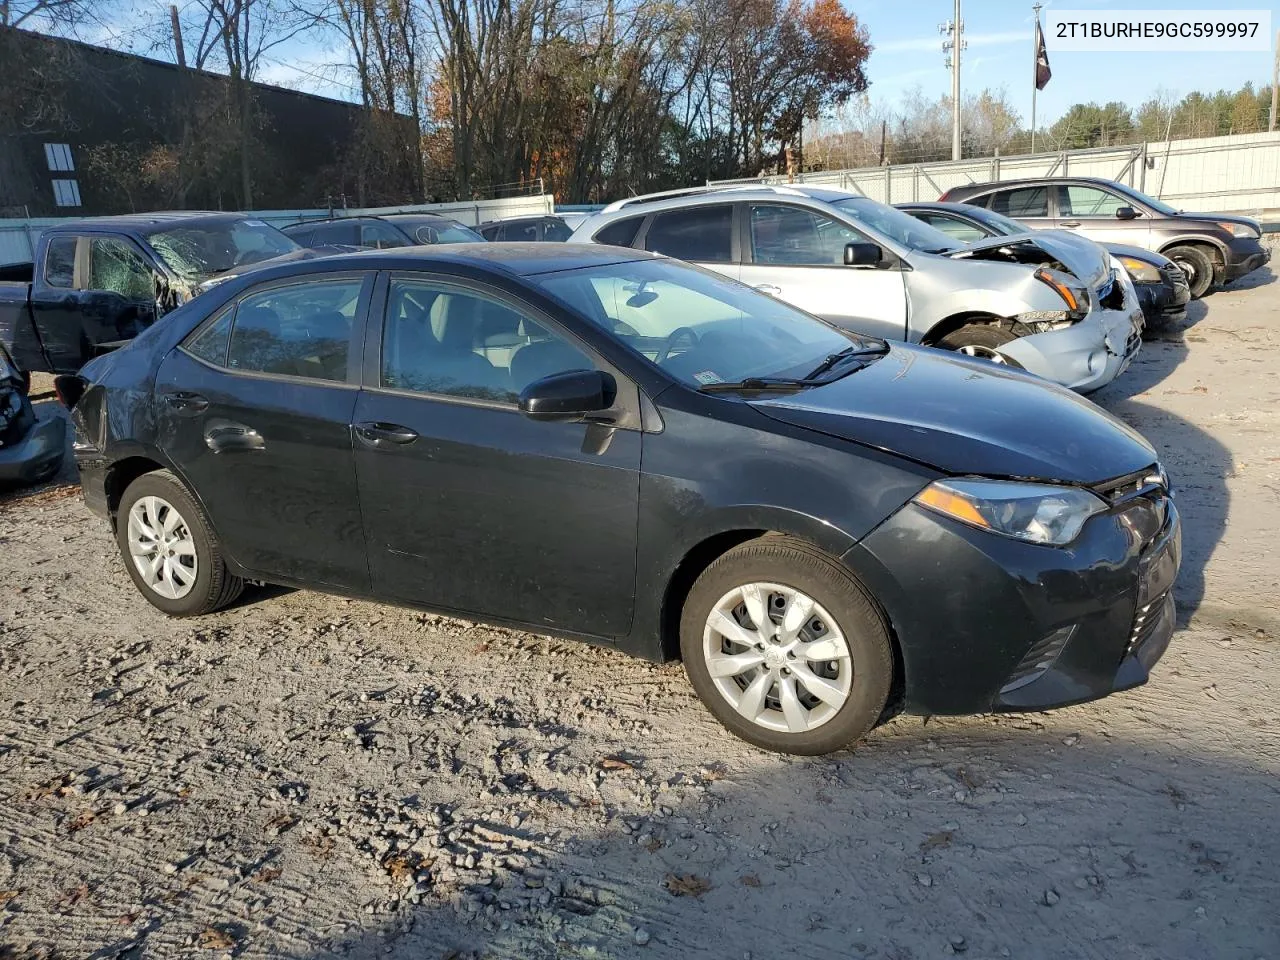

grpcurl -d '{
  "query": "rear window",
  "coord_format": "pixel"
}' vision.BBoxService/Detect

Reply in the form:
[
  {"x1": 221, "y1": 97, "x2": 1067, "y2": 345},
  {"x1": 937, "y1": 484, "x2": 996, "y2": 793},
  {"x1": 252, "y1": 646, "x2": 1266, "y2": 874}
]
[
  {"x1": 643, "y1": 206, "x2": 733, "y2": 263},
  {"x1": 593, "y1": 217, "x2": 643, "y2": 248}
]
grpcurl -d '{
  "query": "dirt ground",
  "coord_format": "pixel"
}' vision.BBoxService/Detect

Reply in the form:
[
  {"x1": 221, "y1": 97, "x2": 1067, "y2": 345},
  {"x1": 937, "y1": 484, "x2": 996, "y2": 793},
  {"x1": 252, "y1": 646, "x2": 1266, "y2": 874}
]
[{"x1": 1, "y1": 260, "x2": 1278, "y2": 960}]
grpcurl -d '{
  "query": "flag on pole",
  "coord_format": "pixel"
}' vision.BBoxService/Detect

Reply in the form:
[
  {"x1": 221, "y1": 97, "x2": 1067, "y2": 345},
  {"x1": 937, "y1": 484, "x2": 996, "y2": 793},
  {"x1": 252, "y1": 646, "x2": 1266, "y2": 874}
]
[{"x1": 1034, "y1": 18, "x2": 1052, "y2": 90}]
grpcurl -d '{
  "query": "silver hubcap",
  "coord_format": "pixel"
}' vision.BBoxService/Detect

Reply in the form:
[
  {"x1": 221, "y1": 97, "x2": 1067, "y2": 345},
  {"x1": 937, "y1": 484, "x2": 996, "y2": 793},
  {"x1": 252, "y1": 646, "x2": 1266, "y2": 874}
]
[
  {"x1": 1174, "y1": 258, "x2": 1199, "y2": 286},
  {"x1": 957, "y1": 344, "x2": 1007, "y2": 363},
  {"x1": 703, "y1": 582, "x2": 852, "y2": 734},
  {"x1": 128, "y1": 495, "x2": 198, "y2": 600}
]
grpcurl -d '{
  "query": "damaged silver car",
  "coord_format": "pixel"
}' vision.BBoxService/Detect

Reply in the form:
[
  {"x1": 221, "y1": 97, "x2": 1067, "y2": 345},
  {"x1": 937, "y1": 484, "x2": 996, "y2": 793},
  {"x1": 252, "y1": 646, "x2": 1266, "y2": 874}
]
[{"x1": 570, "y1": 185, "x2": 1143, "y2": 392}]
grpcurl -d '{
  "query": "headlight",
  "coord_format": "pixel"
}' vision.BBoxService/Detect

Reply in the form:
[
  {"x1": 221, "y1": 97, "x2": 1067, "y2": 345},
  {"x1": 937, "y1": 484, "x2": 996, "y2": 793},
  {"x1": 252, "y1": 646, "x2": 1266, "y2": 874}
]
[
  {"x1": 914, "y1": 478, "x2": 1108, "y2": 546},
  {"x1": 1217, "y1": 221, "x2": 1260, "y2": 240},
  {"x1": 1116, "y1": 255, "x2": 1161, "y2": 284},
  {"x1": 1033, "y1": 267, "x2": 1088, "y2": 318}
]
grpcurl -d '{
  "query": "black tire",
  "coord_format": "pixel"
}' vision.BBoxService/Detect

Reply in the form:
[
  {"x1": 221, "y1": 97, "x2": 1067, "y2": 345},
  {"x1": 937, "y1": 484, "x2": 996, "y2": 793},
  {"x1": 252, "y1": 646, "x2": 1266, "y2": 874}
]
[
  {"x1": 933, "y1": 323, "x2": 1023, "y2": 368},
  {"x1": 115, "y1": 469, "x2": 243, "y2": 616},
  {"x1": 679, "y1": 535, "x2": 894, "y2": 755},
  {"x1": 1164, "y1": 245, "x2": 1214, "y2": 299}
]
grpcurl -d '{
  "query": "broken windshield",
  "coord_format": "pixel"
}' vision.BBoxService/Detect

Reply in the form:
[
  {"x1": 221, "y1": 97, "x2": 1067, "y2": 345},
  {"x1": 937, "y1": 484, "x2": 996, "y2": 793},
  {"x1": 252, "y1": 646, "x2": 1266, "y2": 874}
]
[{"x1": 147, "y1": 219, "x2": 299, "y2": 282}]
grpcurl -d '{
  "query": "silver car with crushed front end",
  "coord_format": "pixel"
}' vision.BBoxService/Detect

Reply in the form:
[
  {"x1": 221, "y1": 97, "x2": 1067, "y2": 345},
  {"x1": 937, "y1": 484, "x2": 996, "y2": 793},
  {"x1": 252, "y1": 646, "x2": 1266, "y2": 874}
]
[{"x1": 570, "y1": 185, "x2": 1143, "y2": 392}]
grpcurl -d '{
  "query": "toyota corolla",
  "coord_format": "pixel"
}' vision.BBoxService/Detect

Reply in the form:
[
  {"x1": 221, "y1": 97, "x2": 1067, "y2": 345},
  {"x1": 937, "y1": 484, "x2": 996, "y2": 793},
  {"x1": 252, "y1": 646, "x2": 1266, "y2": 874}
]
[{"x1": 60, "y1": 245, "x2": 1180, "y2": 754}]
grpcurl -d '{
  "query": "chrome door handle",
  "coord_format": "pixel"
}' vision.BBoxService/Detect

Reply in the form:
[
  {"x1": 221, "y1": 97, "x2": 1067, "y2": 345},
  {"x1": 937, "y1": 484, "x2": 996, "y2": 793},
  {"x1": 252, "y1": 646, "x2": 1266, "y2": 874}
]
[
  {"x1": 165, "y1": 391, "x2": 209, "y2": 414},
  {"x1": 1060, "y1": 220, "x2": 1081, "y2": 227},
  {"x1": 355, "y1": 421, "x2": 419, "y2": 445},
  {"x1": 754, "y1": 284, "x2": 781, "y2": 295}
]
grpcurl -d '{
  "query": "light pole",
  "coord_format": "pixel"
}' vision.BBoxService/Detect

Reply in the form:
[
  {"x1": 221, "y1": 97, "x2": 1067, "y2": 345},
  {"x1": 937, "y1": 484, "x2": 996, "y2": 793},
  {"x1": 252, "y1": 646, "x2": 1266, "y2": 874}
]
[{"x1": 941, "y1": 0, "x2": 965, "y2": 161}]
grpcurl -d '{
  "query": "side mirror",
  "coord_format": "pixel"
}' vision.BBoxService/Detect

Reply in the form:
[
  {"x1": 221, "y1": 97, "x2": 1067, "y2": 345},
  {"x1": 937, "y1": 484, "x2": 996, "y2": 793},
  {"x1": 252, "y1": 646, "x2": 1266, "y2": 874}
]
[
  {"x1": 1115, "y1": 206, "x2": 1139, "y2": 220},
  {"x1": 844, "y1": 242, "x2": 882, "y2": 266},
  {"x1": 518, "y1": 369, "x2": 616, "y2": 422}
]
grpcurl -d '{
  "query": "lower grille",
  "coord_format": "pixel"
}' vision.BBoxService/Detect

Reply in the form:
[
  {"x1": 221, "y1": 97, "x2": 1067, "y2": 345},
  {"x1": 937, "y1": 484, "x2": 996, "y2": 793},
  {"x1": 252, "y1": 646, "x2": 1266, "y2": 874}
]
[
  {"x1": 1001, "y1": 625, "x2": 1076, "y2": 694},
  {"x1": 1127, "y1": 592, "x2": 1168, "y2": 659}
]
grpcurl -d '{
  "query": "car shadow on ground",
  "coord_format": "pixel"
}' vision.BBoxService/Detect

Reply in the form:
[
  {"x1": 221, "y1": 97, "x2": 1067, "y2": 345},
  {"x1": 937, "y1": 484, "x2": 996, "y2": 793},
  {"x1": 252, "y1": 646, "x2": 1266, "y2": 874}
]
[{"x1": 137, "y1": 725, "x2": 1273, "y2": 960}]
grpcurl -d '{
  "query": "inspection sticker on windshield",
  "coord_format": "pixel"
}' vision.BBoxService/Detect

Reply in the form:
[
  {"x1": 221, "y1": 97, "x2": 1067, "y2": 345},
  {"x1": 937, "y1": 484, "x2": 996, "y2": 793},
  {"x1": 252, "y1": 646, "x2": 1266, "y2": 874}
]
[{"x1": 693, "y1": 370, "x2": 725, "y2": 385}]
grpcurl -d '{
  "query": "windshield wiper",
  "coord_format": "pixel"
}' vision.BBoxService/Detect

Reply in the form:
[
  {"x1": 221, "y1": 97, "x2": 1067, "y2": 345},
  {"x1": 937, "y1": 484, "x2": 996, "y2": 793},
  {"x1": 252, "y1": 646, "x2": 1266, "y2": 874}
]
[
  {"x1": 698, "y1": 377, "x2": 809, "y2": 394},
  {"x1": 802, "y1": 343, "x2": 888, "y2": 381}
]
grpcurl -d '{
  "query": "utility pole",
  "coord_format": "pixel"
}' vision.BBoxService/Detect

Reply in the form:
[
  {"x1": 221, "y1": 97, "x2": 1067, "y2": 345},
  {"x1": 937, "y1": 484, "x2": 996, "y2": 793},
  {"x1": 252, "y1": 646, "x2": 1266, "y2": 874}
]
[
  {"x1": 170, "y1": 4, "x2": 186, "y2": 67},
  {"x1": 1031, "y1": 3, "x2": 1043, "y2": 151},
  {"x1": 1270, "y1": 29, "x2": 1279, "y2": 132},
  {"x1": 941, "y1": 0, "x2": 964, "y2": 161}
]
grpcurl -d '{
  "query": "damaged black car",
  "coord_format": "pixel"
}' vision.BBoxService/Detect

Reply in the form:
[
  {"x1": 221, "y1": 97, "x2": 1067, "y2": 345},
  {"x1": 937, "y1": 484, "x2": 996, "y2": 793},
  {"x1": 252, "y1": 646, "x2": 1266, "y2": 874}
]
[{"x1": 0, "y1": 346, "x2": 65, "y2": 486}]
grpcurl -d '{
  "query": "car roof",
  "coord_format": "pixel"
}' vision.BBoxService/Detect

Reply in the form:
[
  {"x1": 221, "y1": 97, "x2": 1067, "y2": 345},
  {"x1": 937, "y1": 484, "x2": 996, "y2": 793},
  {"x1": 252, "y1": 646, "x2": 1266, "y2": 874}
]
[
  {"x1": 380, "y1": 212, "x2": 465, "y2": 224},
  {"x1": 45, "y1": 211, "x2": 256, "y2": 234},
  {"x1": 480, "y1": 214, "x2": 554, "y2": 226},
  {"x1": 258, "y1": 242, "x2": 661, "y2": 279},
  {"x1": 897, "y1": 201, "x2": 990, "y2": 214},
  {"x1": 945, "y1": 176, "x2": 1122, "y2": 197},
  {"x1": 597, "y1": 183, "x2": 860, "y2": 217}
]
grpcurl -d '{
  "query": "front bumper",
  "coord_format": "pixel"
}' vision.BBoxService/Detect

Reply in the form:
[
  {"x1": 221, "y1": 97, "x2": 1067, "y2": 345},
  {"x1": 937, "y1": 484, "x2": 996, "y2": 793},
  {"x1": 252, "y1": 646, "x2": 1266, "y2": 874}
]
[
  {"x1": 0, "y1": 410, "x2": 66, "y2": 484},
  {"x1": 843, "y1": 494, "x2": 1180, "y2": 717},
  {"x1": 999, "y1": 302, "x2": 1143, "y2": 394},
  {"x1": 1134, "y1": 266, "x2": 1190, "y2": 327},
  {"x1": 1223, "y1": 237, "x2": 1270, "y2": 282}
]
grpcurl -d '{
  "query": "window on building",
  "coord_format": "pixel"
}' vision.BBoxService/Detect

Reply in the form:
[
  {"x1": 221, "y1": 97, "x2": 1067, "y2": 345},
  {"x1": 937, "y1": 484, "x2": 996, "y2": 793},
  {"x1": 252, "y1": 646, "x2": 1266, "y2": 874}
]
[
  {"x1": 52, "y1": 179, "x2": 82, "y2": 208},
  {"x1": 44, "y1": 143, "x2": 75, "y2": 172}
]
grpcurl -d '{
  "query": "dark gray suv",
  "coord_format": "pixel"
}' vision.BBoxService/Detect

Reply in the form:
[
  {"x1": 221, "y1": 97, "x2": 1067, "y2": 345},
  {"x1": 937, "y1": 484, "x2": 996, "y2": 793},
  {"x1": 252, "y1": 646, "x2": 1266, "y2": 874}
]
[{"x1": 940, "y1": 176, "x2": 1269, "y2": 298}]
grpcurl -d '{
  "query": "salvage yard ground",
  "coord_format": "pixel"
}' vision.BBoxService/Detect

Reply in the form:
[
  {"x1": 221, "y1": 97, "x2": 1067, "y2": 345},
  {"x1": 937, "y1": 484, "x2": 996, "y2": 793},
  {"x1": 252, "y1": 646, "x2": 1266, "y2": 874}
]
[{"x1": 1, "y1": 259, "x2": 1278, "y2": 959}]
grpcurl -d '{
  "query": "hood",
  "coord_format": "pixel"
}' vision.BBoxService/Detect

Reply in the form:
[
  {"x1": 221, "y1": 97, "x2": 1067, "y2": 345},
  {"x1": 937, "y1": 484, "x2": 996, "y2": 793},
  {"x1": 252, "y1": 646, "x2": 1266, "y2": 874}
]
[
  {"x1": 1177, "y1": 212, "x2": 1262, "y2": 234},
  {"x1": 948, "y1": 230, "x2": 1109, "y2": 290},
  {"x1": 1099, "y1": 241, "x2": 1171, "y2": 266},
  {"x1": 752, "y1": 344, "x2": 1156, "y2": 485}
]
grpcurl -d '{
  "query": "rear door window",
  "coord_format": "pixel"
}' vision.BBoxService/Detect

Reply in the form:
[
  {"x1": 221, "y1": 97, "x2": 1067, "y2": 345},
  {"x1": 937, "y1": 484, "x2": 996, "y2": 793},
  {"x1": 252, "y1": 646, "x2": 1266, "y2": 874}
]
[
  {"x1": 224, "y1": 278, "x2": 363, "y2": 382},
  {"x1": 505, "y1": 220, "x2": 541, "y2": 242},
  {"x1": 43, "y1": 236, "x2": 78, "y2": 288},
  {"x1": 917, "y1": 214, "x2": 987, "y2": 243},
  {"x1": 989, "y1": 187, "x2": 1050, "y2": 218},
  {"x1": 543, "y1": 219, "x2": 574, "y2": 242},
  {"x1": 643, "y1": 206, "x2": 733, "y2": 262}
]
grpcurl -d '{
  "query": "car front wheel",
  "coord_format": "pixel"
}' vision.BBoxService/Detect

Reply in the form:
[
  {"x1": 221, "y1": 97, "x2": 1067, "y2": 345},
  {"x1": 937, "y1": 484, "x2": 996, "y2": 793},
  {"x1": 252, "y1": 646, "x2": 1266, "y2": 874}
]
[
  {"x1": 933, "y1": 323, "x2": 1023, "y2": 367},
  {"x1": 680, "y1": 535, "x2": 893, "y2": 755},
  {"x1": 1165, "y1": 245, "x2": 1214, "y2": 299},
  {"x1": 115, "y1": 469, "x2": 243, "y2": 616}
]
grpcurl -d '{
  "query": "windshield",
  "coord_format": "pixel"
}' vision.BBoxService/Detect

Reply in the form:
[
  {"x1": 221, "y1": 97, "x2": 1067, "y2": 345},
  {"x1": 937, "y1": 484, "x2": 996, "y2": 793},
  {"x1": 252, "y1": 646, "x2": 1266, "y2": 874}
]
[
  {"x1": 1111, "y1": 183, "x2": 1179, "y2": 216},
  {"x1": 533, "y1": 258, "x2": 877, "y2": 388},
  {"x1": 831, "y1": 197, "x2": 962, "y2": 253},
  {"x1": 392, "y1": 218, "x2": 485, "y2": 244},
  {"x1": 148, "y1": 219, "x2": 298, "y2": 281}
]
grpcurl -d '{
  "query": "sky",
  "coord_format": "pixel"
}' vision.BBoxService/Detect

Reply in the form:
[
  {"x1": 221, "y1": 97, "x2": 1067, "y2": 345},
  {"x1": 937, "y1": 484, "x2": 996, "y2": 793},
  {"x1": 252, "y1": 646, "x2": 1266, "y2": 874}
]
[
  {"x1": 80, "y1": 0, "x2": 1280, "y2": 128},
  {"x1": 856, "y1": 0, "x2": 1280, "y2": 125}
]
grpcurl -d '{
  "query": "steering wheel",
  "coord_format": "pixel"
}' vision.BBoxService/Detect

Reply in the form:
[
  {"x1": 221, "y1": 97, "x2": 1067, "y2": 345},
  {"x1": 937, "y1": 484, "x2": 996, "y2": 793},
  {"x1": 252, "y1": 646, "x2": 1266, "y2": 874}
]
[{"x1": 657, "y1": 326, "x2": 700, "y2": 363}]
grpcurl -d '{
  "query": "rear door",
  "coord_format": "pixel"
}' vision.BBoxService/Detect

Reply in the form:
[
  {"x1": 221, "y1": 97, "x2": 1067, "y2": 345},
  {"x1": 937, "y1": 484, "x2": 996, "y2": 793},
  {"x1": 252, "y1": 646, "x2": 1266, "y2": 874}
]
[
  {"x1": 1054, "y1": 184, "x2": 1153, "y2": 248},
  {"x1": 737, "y1": 202, "x2": 908, "y2": 341},
  {"x1": 155, "y1": 273, "x2": 374, "y2": 589},
  {"x1": 352, "y1": 273, "x2": 642, "y2": 637},
  {"x1": 638, "y1": 205, "x2": 740, "y2": 282},
  {"x1": 25, "y1": 235, "x2": 84, "y2": 372},
  {"x1": 984, "y1": 185, "x2": 1055, "y2": 232}
]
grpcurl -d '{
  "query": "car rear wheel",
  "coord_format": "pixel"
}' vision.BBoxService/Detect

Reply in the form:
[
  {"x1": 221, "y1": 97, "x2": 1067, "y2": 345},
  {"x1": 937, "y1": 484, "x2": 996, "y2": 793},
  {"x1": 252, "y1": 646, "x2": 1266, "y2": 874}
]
[
  {"x1": 933, "y1": 324, "x2": 1023, "y2": 367},
  {"x1": 1165, "y1": 245, "x2": 1214, "y2": 299},
  {"x1": 116, "y1": 470, "x2": 243, "y2": 616},
  {"x1": 680, "y1": 535, "x2": 893, "y2": 755}
]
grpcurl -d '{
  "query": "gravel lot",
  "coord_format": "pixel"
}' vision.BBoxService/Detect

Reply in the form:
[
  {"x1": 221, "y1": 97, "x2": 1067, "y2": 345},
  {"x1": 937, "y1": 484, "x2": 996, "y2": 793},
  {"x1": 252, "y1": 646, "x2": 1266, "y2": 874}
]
[{"x1": 2, "y1": 262, "x2": 1278, "y2": 960}]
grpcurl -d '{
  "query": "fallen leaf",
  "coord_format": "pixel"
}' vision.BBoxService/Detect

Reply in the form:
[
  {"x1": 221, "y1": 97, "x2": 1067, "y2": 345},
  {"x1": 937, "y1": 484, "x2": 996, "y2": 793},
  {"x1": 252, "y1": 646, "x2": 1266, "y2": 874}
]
[
  {"x1": 66, "y1": 808, "x2": 98, "y2": 833},
  {"x1": 1192, "y1": 385, "x2": 1208, "y2": 393},
  {"x1": 0, "y1": 890, "x2": 19, "y2": 907},
  {"x1": 920, "y1": 830, "x2": 954, "y2": 852},
  {"x1": 197, "y1": 926, "x2": 236, "y2": 949},
  {"x1": 56, "y1": 883, "x2": 90, "y2": 912},
  {"x1": 251, "y1": 867, "x2": 282, "y2": 883},
  {"x1": 264, "y1": 813, "x2": 297, "y2": 834},
  {"x1": 643, "y1": 837, "x2": 663, "y2": 853},
  {"x1": 599, "y1": 757, "x2": 634, "y2": 771},
  {"x1": 740, "y1": 874, "x2": 761, "y2": 887},
  {"x1": 118, "y1": 910, "x2": 141, "y2": 925},
  {"x1": 382, "y1": 852, "x2": 419, "y2": 883},
  {"x1": 664, "y1": 873, "x2": 711, "y2": 897}
]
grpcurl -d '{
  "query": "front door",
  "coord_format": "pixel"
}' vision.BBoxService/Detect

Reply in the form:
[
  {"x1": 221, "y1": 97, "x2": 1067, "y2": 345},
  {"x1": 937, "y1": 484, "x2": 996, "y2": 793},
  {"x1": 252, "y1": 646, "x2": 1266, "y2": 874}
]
[
  {"x1": 1053, "y1": 184, "x2": 1153, "y2": 248},
  {"x1": 155, "y1": 273, "x2": 373, "y2": 590},
  {"x1": 737, "y1": 203, "x2": 908, "y2": 341},
  {"x1": 353, "y1": 275, "x2": 641, "y2": 637}
]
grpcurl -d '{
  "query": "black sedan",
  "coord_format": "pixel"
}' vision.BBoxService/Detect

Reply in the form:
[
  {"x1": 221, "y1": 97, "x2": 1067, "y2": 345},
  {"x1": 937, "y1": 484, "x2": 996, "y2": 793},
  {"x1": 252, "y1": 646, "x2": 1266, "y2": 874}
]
[
  {"x1": 60, "y1": 245, "x2": 1180, "y2": 754},
  {"x1": 282, "y1": 214, "x2": 484, "y2": 250},
  {"x1": 899, "y1": 202, "x2": 1191, "y2": 330}
]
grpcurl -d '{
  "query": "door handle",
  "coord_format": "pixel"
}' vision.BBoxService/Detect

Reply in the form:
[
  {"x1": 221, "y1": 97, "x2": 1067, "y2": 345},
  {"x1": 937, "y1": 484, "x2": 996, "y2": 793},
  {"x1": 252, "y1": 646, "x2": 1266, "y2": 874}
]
[
  {"x1": 204, "y1": 421, "x2": 265, "y2": 453},
  {"x1": 165, "y1": 391, "x2": 209, "y2": 414},
  {"x1": 1060, "y1": 220, "x2": 1081, "y2": 228},
  {"x1": 753, "y1": 284, "x2": 782, "y2": 295},
  {"x1": 354, "y1": 421, "x2": 419, "y2": 445}
]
